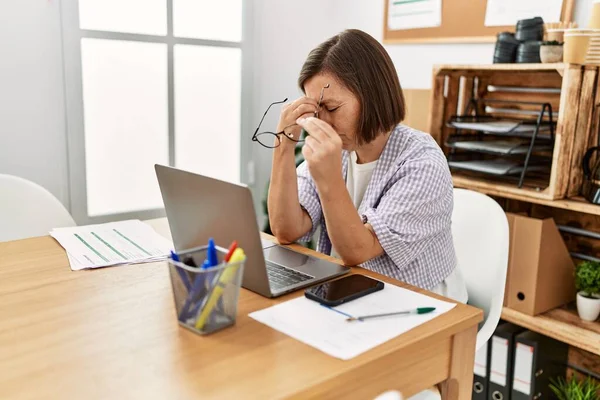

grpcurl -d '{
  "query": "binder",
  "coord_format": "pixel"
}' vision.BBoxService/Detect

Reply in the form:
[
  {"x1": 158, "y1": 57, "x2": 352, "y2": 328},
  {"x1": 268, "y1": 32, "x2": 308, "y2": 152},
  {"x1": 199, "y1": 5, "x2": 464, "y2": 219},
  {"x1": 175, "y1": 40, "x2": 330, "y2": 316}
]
[
  {"x1": 473, "y1": 340, "x2": 491, "y2": 400},
  {"x1": 489, "y1": 323, "x2": 525, "y2": 400},
  {"x1": 511, "y1": 331, "x2": 568, "y2": 400}
]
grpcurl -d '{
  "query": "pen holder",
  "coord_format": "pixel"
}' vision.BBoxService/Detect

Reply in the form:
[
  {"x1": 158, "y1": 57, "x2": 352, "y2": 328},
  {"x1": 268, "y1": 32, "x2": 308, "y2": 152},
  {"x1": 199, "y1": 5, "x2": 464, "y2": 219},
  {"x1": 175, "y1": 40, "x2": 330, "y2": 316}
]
[{"x1": 167, "y1": 245, "x2": 245, "y2": 335}]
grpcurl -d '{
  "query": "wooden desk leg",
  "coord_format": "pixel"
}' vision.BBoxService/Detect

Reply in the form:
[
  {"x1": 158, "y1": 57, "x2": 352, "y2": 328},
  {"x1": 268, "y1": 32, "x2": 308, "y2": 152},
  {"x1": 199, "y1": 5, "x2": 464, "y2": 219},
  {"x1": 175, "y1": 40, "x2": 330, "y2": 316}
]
[{"x1": 441, "y1": 325, "x2": 477, "y2": 400}]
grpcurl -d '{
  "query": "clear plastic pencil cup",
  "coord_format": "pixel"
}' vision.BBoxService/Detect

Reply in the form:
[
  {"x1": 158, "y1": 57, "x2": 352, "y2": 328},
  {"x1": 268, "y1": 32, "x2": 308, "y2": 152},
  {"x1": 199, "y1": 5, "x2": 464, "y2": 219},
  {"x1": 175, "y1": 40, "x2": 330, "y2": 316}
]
[{"x1": 167, "y1": 244, "x2": 245, "y2": 335}]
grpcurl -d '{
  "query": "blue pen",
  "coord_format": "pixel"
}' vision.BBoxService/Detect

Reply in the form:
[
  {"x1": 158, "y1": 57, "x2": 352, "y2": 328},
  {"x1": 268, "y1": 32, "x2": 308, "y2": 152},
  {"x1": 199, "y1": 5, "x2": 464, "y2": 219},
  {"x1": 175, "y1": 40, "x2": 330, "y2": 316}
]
[
  {"x1": 171, "y1": 250, "x2": 192, "y2": 291},
  {"x1": 179, "y1": 262, "x2": 209, "y2": 322},
  {"x1": 189, "y1": 239, "x2": 221, "y2": 319}
]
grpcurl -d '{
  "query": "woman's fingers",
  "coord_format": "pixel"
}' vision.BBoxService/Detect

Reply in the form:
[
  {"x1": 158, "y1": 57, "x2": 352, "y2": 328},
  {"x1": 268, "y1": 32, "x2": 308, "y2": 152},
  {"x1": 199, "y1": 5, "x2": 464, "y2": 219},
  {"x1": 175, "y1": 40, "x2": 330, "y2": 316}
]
[
  {"x1": 290, "y1": 103, "x2": 317, "y2": 120},
  {"x1": 296, "y1": 117, "x2": 337, "y2": 143}
]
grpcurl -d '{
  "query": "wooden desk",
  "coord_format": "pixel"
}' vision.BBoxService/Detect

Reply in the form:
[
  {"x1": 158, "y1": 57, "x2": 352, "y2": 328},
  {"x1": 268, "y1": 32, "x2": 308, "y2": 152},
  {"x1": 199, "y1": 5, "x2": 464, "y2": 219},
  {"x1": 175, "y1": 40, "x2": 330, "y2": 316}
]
[{"x1": 0, "y1": 219, "x2": 482, "y2": 400}]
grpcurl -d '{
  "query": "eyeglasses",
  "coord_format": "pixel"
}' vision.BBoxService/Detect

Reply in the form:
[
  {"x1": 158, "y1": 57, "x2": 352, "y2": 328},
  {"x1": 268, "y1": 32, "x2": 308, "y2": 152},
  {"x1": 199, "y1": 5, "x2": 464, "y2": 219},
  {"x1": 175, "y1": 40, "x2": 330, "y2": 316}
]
[{"x1": 252, "y1": 84, "x2": 330, "y2": 149}]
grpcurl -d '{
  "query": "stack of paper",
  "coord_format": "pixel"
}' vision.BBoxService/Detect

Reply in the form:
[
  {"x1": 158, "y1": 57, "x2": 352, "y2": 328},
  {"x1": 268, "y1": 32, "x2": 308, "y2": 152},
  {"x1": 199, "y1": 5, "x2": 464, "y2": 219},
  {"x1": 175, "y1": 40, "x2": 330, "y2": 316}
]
[
  {"x1": 51, "y1": 220, "x2": 173, "y2": 271},
  {"x1": 249, "y1": 283, "x2": 457, "y2": 360}
]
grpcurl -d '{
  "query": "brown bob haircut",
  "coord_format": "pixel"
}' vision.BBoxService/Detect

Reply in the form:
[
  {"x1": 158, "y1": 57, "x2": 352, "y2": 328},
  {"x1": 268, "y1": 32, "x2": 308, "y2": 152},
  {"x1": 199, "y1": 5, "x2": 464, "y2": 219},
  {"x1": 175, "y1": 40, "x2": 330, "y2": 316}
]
[{"x1": 298, "y1": 29, "x2": 406, "y2": 146}]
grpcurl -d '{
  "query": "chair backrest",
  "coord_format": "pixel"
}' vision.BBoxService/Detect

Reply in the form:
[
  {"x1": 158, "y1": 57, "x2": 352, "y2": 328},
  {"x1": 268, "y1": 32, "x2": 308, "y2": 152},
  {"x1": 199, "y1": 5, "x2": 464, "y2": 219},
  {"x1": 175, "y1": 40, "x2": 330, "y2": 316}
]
[
  {"x1": 451, "y1": 188, "x2": 509, "y2": 350},
  {"x1": 0, "y1": 174, "x2": 76, "y2": 242}
]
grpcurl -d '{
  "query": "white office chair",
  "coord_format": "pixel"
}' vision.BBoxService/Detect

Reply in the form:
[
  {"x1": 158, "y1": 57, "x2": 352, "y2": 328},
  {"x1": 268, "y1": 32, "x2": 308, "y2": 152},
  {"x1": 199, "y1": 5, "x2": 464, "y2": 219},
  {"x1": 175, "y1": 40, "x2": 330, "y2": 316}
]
[
  {"x1": 375, "y1": 189, "x2": 509, "y2": 400},
  {"x1": 0, "y1": 174, "x2": 76, "y2": 242},
  {"x1": 452, "y1": 188, "x2": 509, "y2": 350}
]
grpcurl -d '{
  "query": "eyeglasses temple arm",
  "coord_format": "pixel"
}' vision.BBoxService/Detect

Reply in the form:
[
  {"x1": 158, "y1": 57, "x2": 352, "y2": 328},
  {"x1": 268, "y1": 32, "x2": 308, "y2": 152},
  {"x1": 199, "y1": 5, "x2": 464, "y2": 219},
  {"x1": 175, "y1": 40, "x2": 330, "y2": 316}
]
[{"x1": 254, "y1": 98, "x2": 288, "y2": 137}]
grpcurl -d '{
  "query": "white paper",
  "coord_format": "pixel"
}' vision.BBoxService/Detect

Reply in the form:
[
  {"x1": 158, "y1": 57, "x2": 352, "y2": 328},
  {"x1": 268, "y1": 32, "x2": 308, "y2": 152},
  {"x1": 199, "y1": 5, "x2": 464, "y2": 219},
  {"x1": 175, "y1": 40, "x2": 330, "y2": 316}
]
[
  {"x1": 51, "y1": 220, "x2": 173, "y2": 270},
  {"x1": 485, "y1": 0, "x2": 563, "y2": 27},
  {"x1": 388, "y1": 0, "x2": 442, "y2": 30},
  {"x1": 513, "y1": 343, "x2": 534, "y2": 395},
  {"x1": 490, "y1": 336, "x2": 509, "y2": 386},
  {"x1": 249, "y1": 283, "x2": 456, "y2": 360},
  {"x1": 474, "y1": 345, "x2": 488, "y2": 377}
]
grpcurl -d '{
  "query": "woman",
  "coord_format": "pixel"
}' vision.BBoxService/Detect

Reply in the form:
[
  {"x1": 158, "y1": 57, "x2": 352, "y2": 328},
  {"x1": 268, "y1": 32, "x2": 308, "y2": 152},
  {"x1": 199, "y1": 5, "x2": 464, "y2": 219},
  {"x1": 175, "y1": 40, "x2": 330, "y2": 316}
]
[{"x1": 267, "y1": 29, "x2": 467, "y2": 304}]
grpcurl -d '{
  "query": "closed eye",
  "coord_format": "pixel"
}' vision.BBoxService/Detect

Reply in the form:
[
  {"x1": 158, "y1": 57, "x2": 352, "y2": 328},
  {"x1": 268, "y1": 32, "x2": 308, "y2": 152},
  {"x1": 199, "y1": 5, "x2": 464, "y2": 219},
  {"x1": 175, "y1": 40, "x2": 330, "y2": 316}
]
[{"x1": 326, "y1": 106, "x2": 341, "y2": 112}]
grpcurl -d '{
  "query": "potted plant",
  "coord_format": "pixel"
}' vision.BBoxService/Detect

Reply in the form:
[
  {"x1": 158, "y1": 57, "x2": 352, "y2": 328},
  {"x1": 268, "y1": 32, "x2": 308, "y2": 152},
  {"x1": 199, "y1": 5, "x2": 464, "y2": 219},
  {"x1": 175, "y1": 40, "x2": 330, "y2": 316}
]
[
  {"x1": 549, "y1": 376, "x2": 600, "y2": 400},
  {"x1": 540, "y1": 40, "x2": 564, "y2": 63},
  {"x1": 575, "y1": 261, "x2": 600, "y2": 321}
]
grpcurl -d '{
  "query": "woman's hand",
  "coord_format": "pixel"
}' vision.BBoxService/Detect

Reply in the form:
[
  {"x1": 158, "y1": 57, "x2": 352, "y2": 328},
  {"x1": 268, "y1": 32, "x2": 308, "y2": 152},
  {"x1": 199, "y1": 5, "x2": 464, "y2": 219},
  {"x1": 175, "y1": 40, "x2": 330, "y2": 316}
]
[
  {"x1": 275, "y1": 97, "x2": 318, "y2": 149},
  {"x1": 297, "y1": 117, "x2": 344, "y2": 187}
]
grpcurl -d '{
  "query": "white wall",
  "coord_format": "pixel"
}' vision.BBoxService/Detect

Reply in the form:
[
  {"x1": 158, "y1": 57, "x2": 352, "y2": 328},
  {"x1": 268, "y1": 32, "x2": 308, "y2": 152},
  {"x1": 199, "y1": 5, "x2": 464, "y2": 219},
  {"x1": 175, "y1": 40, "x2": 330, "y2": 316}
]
[
  {"x1": 0, "y1": 0, "x2": 69, "y2": 207},
  {"x1": 249, "y1": 0, "x2": 344, "y2": 221}
]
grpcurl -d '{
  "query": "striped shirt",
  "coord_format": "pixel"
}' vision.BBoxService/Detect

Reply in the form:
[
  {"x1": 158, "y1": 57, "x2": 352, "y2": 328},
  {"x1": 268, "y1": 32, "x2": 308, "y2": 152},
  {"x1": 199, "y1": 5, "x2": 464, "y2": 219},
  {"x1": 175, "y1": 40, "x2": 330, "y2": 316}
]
[{"x1": 297, "y1": 124, "x2": 456, "y2": 290}]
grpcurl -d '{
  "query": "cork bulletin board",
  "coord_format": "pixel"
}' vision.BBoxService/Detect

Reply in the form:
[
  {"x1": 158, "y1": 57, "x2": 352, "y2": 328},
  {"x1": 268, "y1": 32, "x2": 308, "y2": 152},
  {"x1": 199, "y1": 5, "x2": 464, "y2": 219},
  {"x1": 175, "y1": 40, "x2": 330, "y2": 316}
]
[{"x1": 383, "y1": 0, "x2": 576, "y2": 44}]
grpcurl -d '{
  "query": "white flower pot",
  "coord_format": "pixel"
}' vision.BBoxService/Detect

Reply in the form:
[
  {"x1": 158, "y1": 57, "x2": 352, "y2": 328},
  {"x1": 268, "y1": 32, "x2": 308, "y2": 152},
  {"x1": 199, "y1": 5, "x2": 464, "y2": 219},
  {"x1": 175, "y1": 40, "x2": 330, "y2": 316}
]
[{"x1": 576, "y1": 291, "x2": 600, "y2": 321}]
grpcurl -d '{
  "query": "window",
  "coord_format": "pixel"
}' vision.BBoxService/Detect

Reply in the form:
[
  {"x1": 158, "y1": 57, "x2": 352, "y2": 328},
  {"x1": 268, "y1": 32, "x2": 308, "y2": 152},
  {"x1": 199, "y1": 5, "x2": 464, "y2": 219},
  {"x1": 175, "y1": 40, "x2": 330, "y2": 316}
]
[{"x1": 62, "y1": 0, "x2": 247, "y2": 223}]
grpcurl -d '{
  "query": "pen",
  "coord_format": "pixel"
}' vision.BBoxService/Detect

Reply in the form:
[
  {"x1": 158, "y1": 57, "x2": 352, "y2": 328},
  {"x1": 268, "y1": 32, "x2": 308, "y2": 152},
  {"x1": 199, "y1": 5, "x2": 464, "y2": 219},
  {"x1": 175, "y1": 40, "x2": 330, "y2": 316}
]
[
  {"x1": 187, "y1": 238, "x2": 221, "y2": 320},
  {"x1": 346, "y1": 307, "x2": 436, "y2": 322},
  {"x1": 195, "y1": 248, "x2": 245, "y2": 330},
  {"x1": 178, "y1": 239, "x2": 216, "y2": 321},
  {"x1": 171, "y1": 250, "x2": 192, "y2": 291}
]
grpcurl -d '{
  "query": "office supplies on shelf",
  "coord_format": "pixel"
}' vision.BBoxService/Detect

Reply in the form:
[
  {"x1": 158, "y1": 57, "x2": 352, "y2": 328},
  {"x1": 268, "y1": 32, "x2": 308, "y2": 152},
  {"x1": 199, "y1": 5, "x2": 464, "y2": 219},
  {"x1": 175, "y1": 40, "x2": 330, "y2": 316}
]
[
  {"x1": 446, "y1": 98, "x2": 556, "y2": 190},
  {"x1": 249, "y1": 283, "x2": 456, "y2": 360},
  {"x1": 169, "y1": 244, "x2": 246, "y2": 335},
  {"x1": 494, "y1": 32, "x2": 519, "y2": 64},
  {"x1": 489, "y1": 323, "x2": 526, "y2": 400},
  {"x1": 51, "y1": 220, "x2": 172, "y2": 271},
  {"x1": 504, "y1": 214, "x2": 575, "y2": 315},
  {"x1": 511, "y1": 331, "x2": 568, "y2": 400},
  {"x1": 446, "y1": 140, "x2": 552, "y2": 156},
  {"x1": 346, "y1": 307, "x2": 436, "y2": 322},
  {"x1": 448, "y1": 159, "x2": 550, "y2": 177},
  {"x1": 431, "y1": 64, "x2": 597, "y2": 201},
  {"x1": 473, "y1": 342, "x2": 491, "y2": 400}
]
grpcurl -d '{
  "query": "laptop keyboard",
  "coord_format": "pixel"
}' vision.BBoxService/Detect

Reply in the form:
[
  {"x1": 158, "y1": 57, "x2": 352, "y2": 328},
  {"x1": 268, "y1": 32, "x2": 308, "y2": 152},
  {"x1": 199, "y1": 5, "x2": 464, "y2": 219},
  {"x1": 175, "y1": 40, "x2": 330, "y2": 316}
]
[{"x1": 266, "y1": 261, "x2": 313, "y2": 291}]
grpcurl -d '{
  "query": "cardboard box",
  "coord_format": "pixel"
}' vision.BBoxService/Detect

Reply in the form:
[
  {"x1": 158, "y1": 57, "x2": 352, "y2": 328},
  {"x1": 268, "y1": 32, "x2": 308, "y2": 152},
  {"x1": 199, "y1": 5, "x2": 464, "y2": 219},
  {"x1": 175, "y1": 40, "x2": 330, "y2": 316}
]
[
  {"x1": 403, "y1": 89, "x2": 431, "y2": 133},
  {"x1": 504, "y1": 213, "x2": 576, "y2": 315}
]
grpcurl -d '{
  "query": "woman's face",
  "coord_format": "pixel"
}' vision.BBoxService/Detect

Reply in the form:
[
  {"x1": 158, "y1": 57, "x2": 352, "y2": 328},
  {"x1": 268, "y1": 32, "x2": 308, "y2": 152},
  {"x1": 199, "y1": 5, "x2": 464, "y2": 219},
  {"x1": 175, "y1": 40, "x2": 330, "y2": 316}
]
[{"x1": 304, "y1": 72, "x2": 361, "y2": 151}]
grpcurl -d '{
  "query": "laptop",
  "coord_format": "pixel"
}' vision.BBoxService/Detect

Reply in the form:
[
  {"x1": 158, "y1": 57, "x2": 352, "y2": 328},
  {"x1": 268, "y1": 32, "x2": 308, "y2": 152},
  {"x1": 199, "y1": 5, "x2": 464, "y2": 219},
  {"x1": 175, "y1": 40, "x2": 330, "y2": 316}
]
[{"x1": 155, "y1": 165, "x2": 349, "y2": 298}]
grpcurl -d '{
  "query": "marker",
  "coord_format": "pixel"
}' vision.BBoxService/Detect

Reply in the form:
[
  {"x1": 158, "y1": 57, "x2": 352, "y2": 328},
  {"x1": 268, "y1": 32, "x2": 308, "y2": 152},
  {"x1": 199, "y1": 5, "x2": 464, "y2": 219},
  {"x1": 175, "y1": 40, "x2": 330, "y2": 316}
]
[
  {"x1": 195, "y1": 248, "x2": 245, "y2": 330},
  {"x1": 224, "y1": 241, "x2": 238, "y2": 262},
  {"x1": 346, "y1": 307, "x2": 436, "y2": 322}
]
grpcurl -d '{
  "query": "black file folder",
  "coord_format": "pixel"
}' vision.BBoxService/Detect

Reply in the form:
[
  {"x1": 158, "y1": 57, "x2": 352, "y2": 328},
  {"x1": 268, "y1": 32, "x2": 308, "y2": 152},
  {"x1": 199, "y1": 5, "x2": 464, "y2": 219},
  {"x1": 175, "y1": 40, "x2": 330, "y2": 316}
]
[
  {"x1": 489, "y1": 323, "x2": 525, "y2": 400},
  {"x1": 511, "y1": 331, "x2": 568, "y2": 400},
  {"x1": 473, "y1": 340, "x2": 491, "y2": 400}
]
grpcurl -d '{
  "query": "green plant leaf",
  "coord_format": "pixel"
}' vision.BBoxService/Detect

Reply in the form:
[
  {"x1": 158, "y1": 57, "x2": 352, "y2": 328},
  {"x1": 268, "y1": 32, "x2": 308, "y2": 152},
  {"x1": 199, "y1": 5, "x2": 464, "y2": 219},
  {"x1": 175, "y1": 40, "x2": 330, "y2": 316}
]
[
  {"x1": 550, "y1": 376, "x2": 600, "y2": 400},
  {"x1": 575, "y1": 261, "x2": 600, "y2": 295}
]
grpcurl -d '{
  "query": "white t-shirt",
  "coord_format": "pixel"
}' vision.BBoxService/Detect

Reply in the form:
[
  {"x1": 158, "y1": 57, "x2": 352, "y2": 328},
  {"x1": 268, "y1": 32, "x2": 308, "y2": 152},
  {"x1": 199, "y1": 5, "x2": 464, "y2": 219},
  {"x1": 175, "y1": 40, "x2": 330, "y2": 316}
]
[{"x1": 332, "y1": 151, "x2": 468, "y2": 303}]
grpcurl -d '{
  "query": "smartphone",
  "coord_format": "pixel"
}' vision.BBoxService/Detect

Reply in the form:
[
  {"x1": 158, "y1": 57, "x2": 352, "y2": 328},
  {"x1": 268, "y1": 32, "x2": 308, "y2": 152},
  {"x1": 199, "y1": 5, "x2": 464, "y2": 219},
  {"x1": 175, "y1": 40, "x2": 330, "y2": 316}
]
[{"x1": 304, "y1": 275, "x2": 384, "y2": 307}]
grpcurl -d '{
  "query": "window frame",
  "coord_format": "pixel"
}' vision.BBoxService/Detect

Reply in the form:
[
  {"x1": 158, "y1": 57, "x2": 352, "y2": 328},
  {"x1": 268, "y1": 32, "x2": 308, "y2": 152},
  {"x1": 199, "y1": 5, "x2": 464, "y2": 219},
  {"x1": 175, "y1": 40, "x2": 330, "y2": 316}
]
[{"x1": 61, "y1": 0, "x2": 253, "y2": 224}]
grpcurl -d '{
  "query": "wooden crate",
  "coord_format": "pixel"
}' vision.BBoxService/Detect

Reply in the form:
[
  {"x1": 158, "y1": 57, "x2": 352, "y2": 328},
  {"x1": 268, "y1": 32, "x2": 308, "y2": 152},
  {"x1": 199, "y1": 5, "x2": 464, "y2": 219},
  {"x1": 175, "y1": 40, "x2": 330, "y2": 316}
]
[{"x1": 429, "y1": 63, "x2": 598, "y2": 201}]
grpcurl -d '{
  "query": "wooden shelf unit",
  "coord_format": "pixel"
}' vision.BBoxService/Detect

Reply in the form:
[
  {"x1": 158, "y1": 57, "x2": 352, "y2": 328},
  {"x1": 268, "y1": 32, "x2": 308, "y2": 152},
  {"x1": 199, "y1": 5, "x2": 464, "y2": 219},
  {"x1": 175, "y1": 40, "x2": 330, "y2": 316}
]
[
  {"x1": 501, "y1": 306, "x2": 600, "y2": 356},
  {"x1": 453, "y1": 175, "x2": 600, "y2": 216},
  {"x1": 430, "y1": 64, "x2": 600, "y2": 373},
  {"x1": 429, "y1": 63, "x2": 600, "y2": 201}
]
